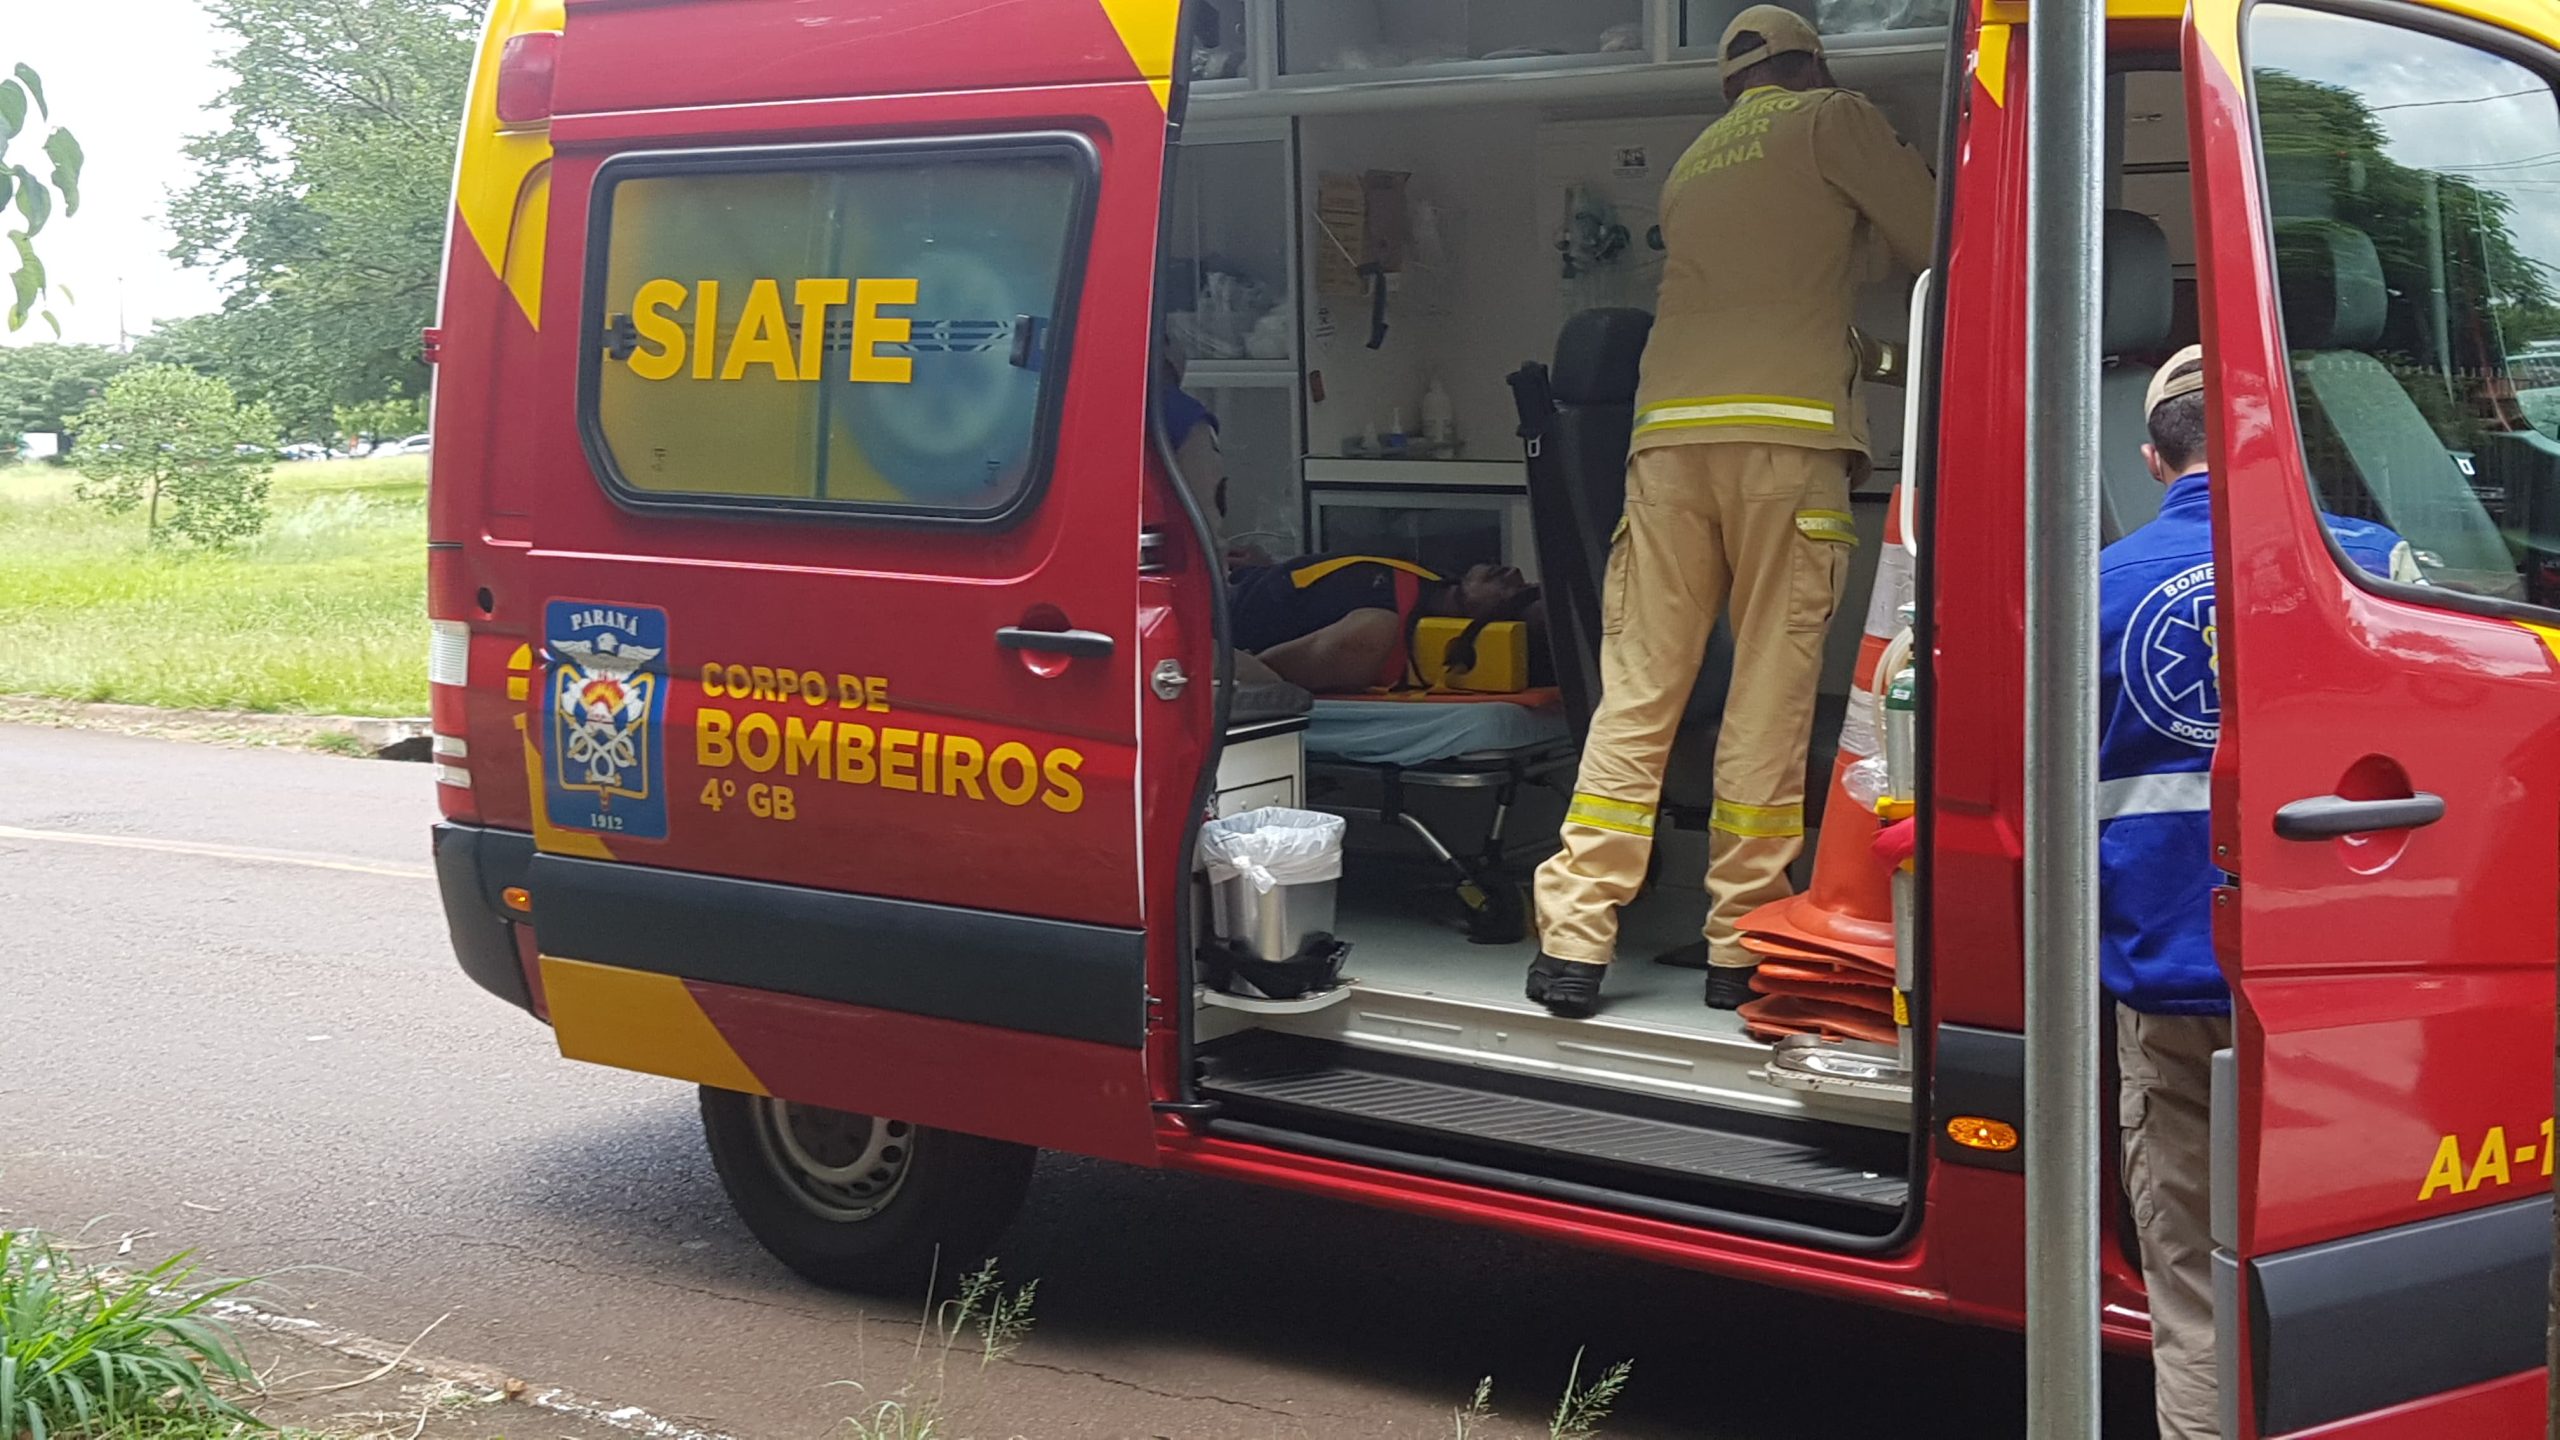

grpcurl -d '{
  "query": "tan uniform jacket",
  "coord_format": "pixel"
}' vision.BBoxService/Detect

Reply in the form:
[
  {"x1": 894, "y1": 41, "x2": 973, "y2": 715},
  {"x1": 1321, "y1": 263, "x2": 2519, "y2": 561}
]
[{"x1": 1632, "y1": 85, "x2": 1937, "y2": 457}]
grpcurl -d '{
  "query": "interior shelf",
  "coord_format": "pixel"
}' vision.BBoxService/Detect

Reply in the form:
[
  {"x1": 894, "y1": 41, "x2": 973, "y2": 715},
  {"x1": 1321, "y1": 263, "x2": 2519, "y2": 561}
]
[{"x1": 1185, "y1": 358, "x2": 1301, "y2": 386}]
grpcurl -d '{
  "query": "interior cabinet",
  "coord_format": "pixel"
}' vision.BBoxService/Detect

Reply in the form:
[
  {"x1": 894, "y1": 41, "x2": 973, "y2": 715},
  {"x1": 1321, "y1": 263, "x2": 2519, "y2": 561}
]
[
  {"x1": 1279, "y1": 0, "x2": 1648, "y2": 79},
  {"x1": 1682, "y1": 0, "x2": 1955, "y2": 49},
  {"x1": 1168, "y1": 118, "x2": 1305, "y2": 555}
]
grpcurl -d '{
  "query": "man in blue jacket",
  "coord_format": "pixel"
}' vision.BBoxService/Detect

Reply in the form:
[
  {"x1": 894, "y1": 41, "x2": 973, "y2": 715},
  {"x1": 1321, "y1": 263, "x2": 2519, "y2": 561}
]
[{"x1": 2099, "y1": 344, "x2": 2416, "y2": 1439}]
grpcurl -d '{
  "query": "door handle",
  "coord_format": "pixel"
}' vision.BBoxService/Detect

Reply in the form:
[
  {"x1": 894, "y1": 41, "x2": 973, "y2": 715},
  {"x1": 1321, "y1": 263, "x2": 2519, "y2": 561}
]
[
  {"x1": 994, "y1": 626, "x2": 1115, "y2": 659},
  {"x1": 2271, "y1": 792, "x2": 2446, "y2": 840}
]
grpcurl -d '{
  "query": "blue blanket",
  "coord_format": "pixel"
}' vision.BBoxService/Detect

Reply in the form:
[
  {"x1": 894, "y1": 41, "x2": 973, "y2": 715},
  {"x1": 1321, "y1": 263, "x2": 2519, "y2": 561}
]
[{"x1": 1306, "y1": 698, "x2": 1569, "y2": 768}]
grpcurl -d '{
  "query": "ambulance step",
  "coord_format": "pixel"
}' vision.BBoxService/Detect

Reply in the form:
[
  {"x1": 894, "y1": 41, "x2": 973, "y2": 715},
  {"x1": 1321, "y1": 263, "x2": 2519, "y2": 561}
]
[{"x1": 1199, "y1": 1033, "x2": 1907, "y2": 1220}]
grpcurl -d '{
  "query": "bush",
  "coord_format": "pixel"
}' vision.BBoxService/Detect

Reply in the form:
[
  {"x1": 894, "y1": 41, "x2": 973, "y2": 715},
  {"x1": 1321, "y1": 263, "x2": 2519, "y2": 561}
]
[
  {"x1": 0, "y1": 1228, "x2": 254, "y2": 1440},
  {"x1": 68, "y1": 365, "x2": 276, "y2": 549}
]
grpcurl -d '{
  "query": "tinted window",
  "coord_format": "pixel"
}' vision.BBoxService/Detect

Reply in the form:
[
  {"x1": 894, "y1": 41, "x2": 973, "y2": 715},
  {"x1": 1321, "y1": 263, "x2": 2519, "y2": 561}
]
[
  {"x1": 2250, "y1": 6, "x2": 2560, "y2": 605},
  {"x1": 585, "y1": 140, "x2": 1091, "y2": 519}
]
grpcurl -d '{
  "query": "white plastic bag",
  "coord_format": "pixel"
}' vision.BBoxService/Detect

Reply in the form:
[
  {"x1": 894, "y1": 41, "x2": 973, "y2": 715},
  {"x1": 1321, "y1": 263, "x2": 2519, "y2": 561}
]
[
  {"x1": 1841, "y1": 754, "x2": 1891, "y2": 813},
  {"x1": 1201, "y1": 807, "x2": 1346, "y2": 894}
]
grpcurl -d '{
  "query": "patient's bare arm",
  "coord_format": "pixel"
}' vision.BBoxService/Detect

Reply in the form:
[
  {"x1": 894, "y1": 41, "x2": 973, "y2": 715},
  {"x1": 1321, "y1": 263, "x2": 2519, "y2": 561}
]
[{"x1": 1252, "y1": 607, "x2": 1400, "y2": 693}]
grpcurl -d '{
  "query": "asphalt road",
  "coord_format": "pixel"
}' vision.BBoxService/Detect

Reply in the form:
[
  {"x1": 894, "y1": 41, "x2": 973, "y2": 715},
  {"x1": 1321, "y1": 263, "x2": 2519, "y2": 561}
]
[{"x1": 0, "y1": 724, "x2": 2155, "y2": 1438}]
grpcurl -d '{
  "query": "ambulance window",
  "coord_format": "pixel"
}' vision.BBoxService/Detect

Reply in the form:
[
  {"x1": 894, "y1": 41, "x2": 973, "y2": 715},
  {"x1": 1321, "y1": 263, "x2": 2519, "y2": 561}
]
[
  {"x1": 2249, "y1": 6, "x2": 2560, "y2": 608},
  {"x1": 581, "y1": 138, "x2": 1094, "y2": 521}
]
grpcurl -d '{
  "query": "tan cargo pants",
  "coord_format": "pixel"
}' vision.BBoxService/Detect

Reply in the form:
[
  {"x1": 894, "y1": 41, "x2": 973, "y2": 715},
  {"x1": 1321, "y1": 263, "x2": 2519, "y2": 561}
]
[
  {"x1": 2118, "y1": 1007, "x2": 2231, "y2": 1440},
  {"x1": 1534, "y1": 441, "x2": 1854, "y2": 968}
]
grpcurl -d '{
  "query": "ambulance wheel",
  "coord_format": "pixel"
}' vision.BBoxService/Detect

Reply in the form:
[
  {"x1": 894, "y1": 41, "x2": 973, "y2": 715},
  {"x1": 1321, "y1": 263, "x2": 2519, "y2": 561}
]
[
  {"x1": 698, "y1": 1088, "x2": 1035, "y2": 1295},
  {"x1": 1461, "y1": 878, "x2": 1530, "y2": 945}
]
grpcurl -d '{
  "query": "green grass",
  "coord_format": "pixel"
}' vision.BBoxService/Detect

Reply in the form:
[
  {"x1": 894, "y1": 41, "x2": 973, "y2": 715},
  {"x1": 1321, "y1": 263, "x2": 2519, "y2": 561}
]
[
  {"x1": 0, "y1": 1229, "x2": 255, "y2": 1440},
  {"x1": 0, "y1": 457, "x2": 429, "y2": 716}
]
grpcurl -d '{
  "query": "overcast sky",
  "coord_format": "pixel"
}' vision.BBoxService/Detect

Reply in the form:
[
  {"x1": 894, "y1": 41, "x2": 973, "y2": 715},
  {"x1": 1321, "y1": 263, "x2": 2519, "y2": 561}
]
[
  {"x1": 2259, "y1": 4, "x2": 2560, "y2": 284},
  {"x1": 4, "y1": 0, "x2": 229, "y2": 350}
]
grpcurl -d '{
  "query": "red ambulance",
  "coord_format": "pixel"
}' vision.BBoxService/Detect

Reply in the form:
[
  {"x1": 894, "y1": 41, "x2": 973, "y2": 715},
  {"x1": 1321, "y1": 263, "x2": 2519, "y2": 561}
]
[{"x1": 426, "y1": 1, "x2": 2560, "y2": 1433}]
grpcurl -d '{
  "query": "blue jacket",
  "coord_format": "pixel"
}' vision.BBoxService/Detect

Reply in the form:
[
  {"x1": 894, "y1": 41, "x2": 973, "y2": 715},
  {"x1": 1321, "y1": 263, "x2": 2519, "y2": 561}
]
[{"x1": 2097, "y1": 471, "x2": 2410, "y2": 1014}]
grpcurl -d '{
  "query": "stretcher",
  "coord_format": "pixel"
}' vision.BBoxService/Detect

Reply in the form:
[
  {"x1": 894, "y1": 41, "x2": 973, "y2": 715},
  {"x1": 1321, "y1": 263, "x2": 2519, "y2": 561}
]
[{"x1": 1303, "y1": 688, "x2": 1575, "y2": 944}]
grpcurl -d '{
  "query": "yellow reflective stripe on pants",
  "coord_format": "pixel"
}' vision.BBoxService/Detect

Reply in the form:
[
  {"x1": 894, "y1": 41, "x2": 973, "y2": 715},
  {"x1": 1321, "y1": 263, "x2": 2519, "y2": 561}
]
[
  {"x1": 1634, "y1": 394, "x2": 1837, "y2": 436},
  {"x1": 1567, "y1": 793, "x2": 1657, "y2": 837},
  {"x1": 1710, "y1": 798, "x2": 1804, "y2": 838},
  {"x1": 1534, "y1": 444, "x2": 1851, "y2": 968},
  {"x1": 1794, "y1": 509, "x2": 1857, "y2": 544}
]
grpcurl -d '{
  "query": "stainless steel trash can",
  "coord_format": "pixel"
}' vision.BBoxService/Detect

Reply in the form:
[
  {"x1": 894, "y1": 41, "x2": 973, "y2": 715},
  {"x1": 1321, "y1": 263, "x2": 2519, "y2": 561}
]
[
  {"x1": 1200, "y1": 807, "x2": 1346, "y2": 964},
  {"x1": 1210, "y1": 866, "x2": 1339, "y2": 963}
]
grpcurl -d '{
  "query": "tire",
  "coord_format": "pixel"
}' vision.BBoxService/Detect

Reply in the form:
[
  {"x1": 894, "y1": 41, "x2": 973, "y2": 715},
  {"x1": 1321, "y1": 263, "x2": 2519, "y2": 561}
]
[{"x1": 697, "y1": 1087, "x2": 1036, "y2": 1295}]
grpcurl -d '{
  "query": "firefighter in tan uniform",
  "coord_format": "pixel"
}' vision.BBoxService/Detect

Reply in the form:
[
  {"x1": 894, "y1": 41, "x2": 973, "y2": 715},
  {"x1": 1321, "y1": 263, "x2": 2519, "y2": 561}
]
[{"x1": 1529, "y1": 6, "x2": 1936, "y2": 1018}]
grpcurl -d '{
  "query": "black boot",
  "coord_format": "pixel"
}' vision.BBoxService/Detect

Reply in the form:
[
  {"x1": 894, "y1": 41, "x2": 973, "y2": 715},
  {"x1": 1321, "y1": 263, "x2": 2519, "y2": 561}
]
[
  {"x1": 1526, "y1": 954, "x2": 1607, "y2": 1019},
  {"x1": 1704, "y1": 963, "x2": 1758, "y2": 1011}
]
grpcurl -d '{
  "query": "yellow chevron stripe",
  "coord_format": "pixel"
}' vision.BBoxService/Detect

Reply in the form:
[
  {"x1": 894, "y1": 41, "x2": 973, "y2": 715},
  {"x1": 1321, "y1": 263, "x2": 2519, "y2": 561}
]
[
  {"x1": 2520, "y1": 621, "x2": 2560, "y2": 667},
  {"x1": 1096, "y1": 0, "x2": 1182, "y2": 113},
  {"x1": 453, "y1": 0, "x2": 564, "y2": 327},
  {"x1": 542, "y1": 957, "x2": 766, "y2": 1095},
  {"x1": 1976, "y1": 22, "x2": 2011, "y2": 109}
]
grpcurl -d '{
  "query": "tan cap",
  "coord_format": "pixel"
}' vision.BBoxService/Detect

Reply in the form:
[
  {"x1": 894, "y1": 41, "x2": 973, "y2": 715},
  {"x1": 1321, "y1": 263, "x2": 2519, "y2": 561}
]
[
  {"x1": 2144, "y1": 343, "x2": 2206, "y2": 419},
  {"x1": 1719, "y1": 5, "x2": 1824, "y2": 80}
]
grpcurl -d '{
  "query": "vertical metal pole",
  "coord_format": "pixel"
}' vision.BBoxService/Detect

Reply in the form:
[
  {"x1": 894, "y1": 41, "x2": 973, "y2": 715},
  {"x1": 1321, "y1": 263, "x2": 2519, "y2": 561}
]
[{"x1": 2023, "y1": 0, "x2": 2105, "y2": 1434}]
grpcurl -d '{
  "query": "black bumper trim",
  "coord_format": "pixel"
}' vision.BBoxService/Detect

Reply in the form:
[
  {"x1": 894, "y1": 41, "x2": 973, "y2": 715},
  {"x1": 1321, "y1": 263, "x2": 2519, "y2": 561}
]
[
  {"x1": 2248, "y1": 1193, "x2": 2551, "y2": 1434},
  {"x1": 432, "y1": 822, "x2": 536, "y2": 1014},
  {"x1": 1932, "y1": 1023, "x2": 2025, "y2": 1172},
  {"x1": 525, "y1": 852, "x2": 1147, "y2": 1048}
]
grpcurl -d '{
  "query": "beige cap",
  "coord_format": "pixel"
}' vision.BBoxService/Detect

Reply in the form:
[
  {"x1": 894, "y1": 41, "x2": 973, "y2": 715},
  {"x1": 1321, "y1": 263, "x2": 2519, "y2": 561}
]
[
  {"x1": 1719, "y1": 5, "x2": 1825, "y2": 80},
  {"x1": 2144, "y1": 343, "x2": 2206, "y2": 419}
]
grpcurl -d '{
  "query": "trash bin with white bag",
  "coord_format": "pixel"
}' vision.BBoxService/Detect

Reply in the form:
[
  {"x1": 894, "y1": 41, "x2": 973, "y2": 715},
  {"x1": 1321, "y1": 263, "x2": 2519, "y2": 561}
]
[{"x1": 1199, "y1": 807, "x2": 1352, "y2": 1000}]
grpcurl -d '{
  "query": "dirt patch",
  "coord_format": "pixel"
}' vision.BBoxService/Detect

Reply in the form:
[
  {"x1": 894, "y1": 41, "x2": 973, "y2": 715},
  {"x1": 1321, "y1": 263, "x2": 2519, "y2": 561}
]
[{"x1": 0, "y1": 697, "x2": 428, "y2": 759}]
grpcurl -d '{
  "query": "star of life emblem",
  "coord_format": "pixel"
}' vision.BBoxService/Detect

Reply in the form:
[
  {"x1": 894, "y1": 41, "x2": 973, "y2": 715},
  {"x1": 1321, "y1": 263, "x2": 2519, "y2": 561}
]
[
  {"x1": 2122, "y1": 563, "x2": 2220, "y2": 749},
  {"x1": 544, "y1": 601, "x2": 670, "y2": 839}
]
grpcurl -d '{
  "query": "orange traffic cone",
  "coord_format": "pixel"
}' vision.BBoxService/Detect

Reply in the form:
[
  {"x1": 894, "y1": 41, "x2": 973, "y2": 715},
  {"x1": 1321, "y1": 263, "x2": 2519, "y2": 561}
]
[{"x1": 1735, "y1": 484, "x2": 1913, "y2": 975}]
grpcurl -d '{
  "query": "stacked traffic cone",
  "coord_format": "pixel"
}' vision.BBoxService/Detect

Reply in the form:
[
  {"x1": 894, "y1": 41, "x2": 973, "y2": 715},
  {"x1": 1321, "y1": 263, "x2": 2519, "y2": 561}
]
[{"x1": 1734, "y1": 486, "x2": 1910, "y2": 1046}]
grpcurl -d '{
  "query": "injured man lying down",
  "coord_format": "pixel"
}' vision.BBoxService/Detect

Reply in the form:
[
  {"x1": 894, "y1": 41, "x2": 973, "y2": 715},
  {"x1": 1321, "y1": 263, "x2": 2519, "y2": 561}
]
[{"x1": 1230, "y1": 553, "x2": 1545, "y2": 694}]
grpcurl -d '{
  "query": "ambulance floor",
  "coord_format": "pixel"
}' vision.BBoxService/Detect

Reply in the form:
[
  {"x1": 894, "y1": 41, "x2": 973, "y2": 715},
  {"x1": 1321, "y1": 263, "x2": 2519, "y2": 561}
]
[{"x1": 1333, "y1": 831, "x2": 1757, "y2": 1041}]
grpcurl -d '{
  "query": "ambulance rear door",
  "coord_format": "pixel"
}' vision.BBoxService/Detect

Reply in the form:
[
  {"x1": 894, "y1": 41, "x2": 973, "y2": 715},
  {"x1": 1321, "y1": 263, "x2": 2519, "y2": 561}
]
[
  {"x1": 513, "y1": 0, "x2": 1187, "y2": 1165},
  {"x1": 2186, "y1": 0, "x2": 2560, "y2": 1432}
]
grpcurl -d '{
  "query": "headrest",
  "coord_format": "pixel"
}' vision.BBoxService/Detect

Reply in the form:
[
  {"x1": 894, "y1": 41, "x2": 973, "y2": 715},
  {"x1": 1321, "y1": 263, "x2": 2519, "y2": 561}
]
[
  {"x1": 2275, "y1": 221, "x2": 2388, "y2": 350},
  {"x1": 1551, "y1": 308, "x2": 1655, "y2": 406},
  {"x1": 2103, "y1": 209, "x2": 2172, "y2": 357}
]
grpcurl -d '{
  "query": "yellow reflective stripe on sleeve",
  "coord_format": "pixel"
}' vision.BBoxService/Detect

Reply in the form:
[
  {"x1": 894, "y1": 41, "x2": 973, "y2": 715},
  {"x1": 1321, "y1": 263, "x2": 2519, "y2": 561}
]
[
  {"x1": 1288, "y1": 554, "x2": 1444, "y2": 588},
  {"x1": 1710, "y1": 798, "x2": 1805, "y2": 838},
  {"x1": 1635, "y1": 394, "x2": 1838, "y2": 435},
  {"x1": 1795, "y1": 509, "x2": 1857, "y2": 544},
  {"x1": 1568, "y1": 793, "x2": 1658, "y2": 838}
]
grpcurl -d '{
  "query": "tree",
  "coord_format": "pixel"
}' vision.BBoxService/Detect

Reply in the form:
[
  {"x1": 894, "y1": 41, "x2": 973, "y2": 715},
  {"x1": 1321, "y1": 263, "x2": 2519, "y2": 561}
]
[
  {"x1": 133, "y1": 302, "x2": 339, "y2": 442},
  {"x1": 70, "y1": 365, "x2": 277, "y2": 548},
  {"x1": 333, "y1": 390, "x2": 426, "y2": 449},
  {"x1": 0, "y1": 342, "x2": 127, "y2": 457},
  {"x1": 166, "y1": 0, "x2": 483, "y2": 432},
  {"x1": 1, "y1": 61, "x2": 82, "y2": 333}
]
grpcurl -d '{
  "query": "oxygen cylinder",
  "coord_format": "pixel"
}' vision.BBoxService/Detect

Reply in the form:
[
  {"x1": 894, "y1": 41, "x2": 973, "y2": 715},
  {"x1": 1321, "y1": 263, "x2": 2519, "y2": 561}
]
[{"x1": 1881, "y1": 602, "x2": 1918, "y2": 803}]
